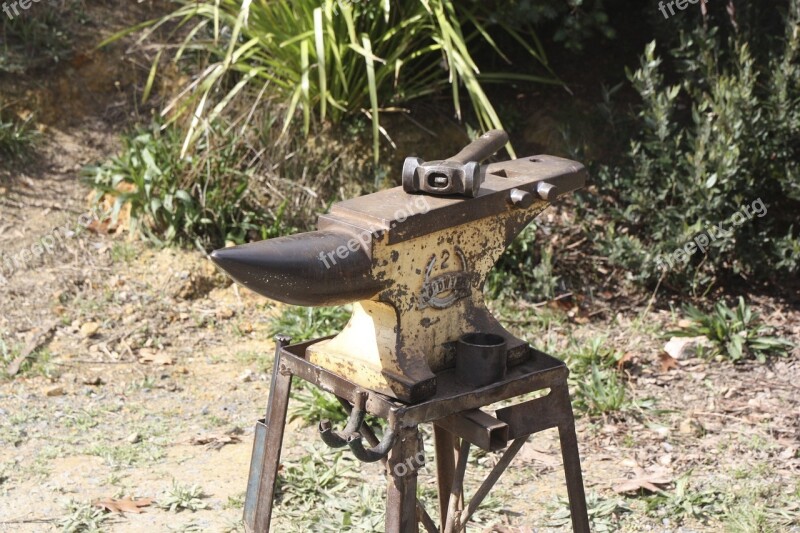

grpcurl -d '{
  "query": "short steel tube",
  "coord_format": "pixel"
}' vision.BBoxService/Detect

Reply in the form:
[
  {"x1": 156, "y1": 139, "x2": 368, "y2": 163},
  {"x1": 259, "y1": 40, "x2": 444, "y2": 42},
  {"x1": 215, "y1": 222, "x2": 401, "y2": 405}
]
[{"x1": 455, "y1": 333, "x2": 507, "y2": 387}]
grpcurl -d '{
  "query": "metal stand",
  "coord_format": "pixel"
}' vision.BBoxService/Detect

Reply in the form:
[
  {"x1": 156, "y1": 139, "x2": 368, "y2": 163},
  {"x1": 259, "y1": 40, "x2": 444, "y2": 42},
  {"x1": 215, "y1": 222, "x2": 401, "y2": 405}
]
[{"x1": 244, "y1": 335, "x2": 590, "y2": 533}]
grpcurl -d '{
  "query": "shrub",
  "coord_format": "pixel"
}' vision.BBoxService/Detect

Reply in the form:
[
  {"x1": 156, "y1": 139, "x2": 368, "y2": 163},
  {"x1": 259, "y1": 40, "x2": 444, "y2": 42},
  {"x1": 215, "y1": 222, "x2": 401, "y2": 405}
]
[
  {"x1": 584, "y1": 2, "x2": 800, "y2": 292},
  {"x1": 84, "y1": 121, "x2": 291, "y2": 248},
  {"x1": 112, "y1": 0, "x2": 557, "y2": 161}
]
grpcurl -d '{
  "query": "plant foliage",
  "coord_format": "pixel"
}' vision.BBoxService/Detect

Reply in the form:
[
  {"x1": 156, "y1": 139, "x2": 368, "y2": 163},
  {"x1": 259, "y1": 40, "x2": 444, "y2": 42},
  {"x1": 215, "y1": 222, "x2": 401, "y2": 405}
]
[
  {"x1": 584, "y1": 2, "x2": 800, "y2": 291},
  {"x1": 672, "y1": 297, "x2": 794, "y2": 363},
  {"x1": 110, "y1": 0, "x2": 557, "y2": 161}
]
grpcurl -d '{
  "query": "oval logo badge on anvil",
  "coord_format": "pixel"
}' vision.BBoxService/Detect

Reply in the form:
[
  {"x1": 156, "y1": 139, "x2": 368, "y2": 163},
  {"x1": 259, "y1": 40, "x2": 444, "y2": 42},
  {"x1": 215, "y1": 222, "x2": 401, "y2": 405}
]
[{"x1": 418, "y1": 247, "x2": 471, "y2": 310}]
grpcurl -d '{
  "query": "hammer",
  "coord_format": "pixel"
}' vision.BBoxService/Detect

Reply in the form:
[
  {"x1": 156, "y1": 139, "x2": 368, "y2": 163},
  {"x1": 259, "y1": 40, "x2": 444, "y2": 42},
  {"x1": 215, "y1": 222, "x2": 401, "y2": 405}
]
[{"x1": 402, "y1": 129, "x2": 509, "y2": 197}]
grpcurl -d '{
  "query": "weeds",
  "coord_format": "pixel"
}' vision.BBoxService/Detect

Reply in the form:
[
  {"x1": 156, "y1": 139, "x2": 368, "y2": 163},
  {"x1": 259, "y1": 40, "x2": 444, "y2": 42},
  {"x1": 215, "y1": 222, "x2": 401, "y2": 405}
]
[
  {"x1": 0, "y1": 4, "x2": 73, "y2": 73},
  {"x1": 0, "y1": 104, "x2": 38, "y2": 160},
  {"x1": 487, "y1": 224, "x2": 562, "y2": 302},
  {"x1": 85, "y1": 122, "x2": 292, "y2": 249},
  {"x1": 274, "y1": 444, "x2": 384, "y2": 531},
  {"x1": 645, "y1": 474, "x2": 728, "y2": 524},
  {"x1": 548, "y1": 492, "x2": 631, "y2": 532},
  {"x1": 673, "y1": 297, "x2": 794, "y2": 363},
  {"x1": 575, "y1": 364, "x2": 629, "y2": 416},
  {"x1": 289, "y1": 383, "x2": 347, "y2": 426},
  {"x1": 269, "y1": 305, "x2": 351, "y2": 343},
  {"x1": 59, "y1": 500, "x2": 109, "y2": 533},
  {"x1": 159, "y1": 481, "x2": 207, "y2": 512}
]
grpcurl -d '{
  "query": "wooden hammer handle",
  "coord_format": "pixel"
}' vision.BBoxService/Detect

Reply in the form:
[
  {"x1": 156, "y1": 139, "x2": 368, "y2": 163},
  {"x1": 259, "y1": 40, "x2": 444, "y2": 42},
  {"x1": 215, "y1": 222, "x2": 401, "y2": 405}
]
[{"x1": 449, "y1": 129, "x2": 509, "y2": 165}]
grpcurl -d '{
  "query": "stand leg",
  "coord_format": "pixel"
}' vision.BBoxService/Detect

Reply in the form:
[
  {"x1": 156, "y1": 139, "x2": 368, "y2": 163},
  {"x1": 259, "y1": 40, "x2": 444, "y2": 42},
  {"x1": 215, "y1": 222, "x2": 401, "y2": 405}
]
[
  {"x1": 433, "y1": 425, "x2": 456, "y2": 527},
  {"x1": 555, "y1": 386, "x2": 590, "y2": 533},
  {"x1": 386, "y1": 426, "x2": 421, "y2": 533},
  {"x1": 244, "y1": 336, "x2": 293, "y2": 533}
]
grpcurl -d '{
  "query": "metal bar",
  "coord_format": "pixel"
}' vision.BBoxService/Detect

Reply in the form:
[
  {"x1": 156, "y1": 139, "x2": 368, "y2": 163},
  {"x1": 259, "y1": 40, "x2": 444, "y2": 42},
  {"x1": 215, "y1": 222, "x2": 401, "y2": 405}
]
[
  {"x1": 443, "y1": 439, "x2": 470, "y2": 533},
  {"x1": 243, "y1": 335, "x2": 293, "y2": 533},
  {"x1": 434, "y1": 425, "x2": 456, "y2": 527},
  {"x1": 335, "y1": 397, "x2": 437, "y2": 531},
  {"x1": 555, "y1": 387, "x2": 590, "y2": 533},
  {"x1": 495, "y1": 388, "x2": 570, "y2": 439},
  {"x1": 457, "y1": 437, "x2": 527, "y2": 529},
  {"x1": 435, "y1": 409, "x2": 509, "y2": 452},
  {"x1": 280, "y1": 344, "x2": 567, "y2": 427},
  {"x1": 386, "y1": 426, "x2": 421, "y2": 533}
]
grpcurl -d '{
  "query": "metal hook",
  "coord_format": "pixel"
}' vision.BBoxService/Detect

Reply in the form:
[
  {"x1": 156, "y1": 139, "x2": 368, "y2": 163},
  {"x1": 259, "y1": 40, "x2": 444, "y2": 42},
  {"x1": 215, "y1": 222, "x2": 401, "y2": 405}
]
[
  {"x1": 318, "y1": 390, "x2": 368, "y2": 449},
  {"x1": 347, "y1": 427, "x2": 397, "y2": 463}
]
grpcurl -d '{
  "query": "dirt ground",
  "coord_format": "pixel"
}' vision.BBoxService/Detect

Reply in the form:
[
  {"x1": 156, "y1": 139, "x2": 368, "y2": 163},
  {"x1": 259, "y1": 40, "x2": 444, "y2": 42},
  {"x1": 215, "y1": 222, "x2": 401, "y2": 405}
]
[{"x1": 1, "y1": 3, "x2": 799, "y2": 533}]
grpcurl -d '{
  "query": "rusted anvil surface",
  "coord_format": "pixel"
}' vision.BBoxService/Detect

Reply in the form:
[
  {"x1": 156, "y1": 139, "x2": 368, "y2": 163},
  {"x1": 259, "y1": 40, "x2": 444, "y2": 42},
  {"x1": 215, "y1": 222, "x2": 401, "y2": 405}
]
[{"x1": 212, "y1": 150, "x2": 585, "y2": 403}]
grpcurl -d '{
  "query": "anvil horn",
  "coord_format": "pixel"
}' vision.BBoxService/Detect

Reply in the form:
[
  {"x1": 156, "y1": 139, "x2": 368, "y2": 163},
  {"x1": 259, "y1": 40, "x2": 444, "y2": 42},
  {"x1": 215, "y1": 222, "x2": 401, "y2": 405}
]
[{"x1": 210, "y1": 230, "x2": 383, "y2": 307}]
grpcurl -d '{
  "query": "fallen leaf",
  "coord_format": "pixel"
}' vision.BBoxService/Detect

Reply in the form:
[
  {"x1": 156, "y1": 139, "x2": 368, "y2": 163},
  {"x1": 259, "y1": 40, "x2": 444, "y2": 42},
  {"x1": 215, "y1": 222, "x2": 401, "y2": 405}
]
[
  {"x1": 612, "y1": 466, "x2": 672, "y2": 494},
  {"x1": 45, "y1": 385, "x2": 65, "y2": 397},
  {"x1": 94, "y1": 497, "x2": 152, "y2": 514},
  {"x1": 658, "y1": 352, "x2": 679, "y2": 373},
  {"x1": 80, "y1": 322, "x2": 101, "y2": 339},
  {"x1": 138, "y1": 348, "x2": 174, "y2": 366},
  {"x1": 189, "y1": 427, "x2": 244, "y2": 450},
  {"x1": 6, "y1": 321, "x2": 58, "y2": 376},
  {"x1": 617, "y1": 352, "x2": 638, "y2": 371}
]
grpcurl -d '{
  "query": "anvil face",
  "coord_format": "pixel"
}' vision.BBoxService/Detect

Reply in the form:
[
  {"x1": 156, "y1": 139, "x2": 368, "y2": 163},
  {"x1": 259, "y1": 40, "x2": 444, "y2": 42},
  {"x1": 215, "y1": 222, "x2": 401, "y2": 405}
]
[{"x1": 211, "y1": 155, "x2": 586, "y2": 403}]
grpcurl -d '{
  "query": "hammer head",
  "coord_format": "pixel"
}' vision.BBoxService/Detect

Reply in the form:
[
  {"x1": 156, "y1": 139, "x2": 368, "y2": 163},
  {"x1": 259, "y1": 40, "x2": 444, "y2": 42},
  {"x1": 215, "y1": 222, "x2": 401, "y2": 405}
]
[{"x1": 402, "y1": 158, "x2": 482, "y2": 197}]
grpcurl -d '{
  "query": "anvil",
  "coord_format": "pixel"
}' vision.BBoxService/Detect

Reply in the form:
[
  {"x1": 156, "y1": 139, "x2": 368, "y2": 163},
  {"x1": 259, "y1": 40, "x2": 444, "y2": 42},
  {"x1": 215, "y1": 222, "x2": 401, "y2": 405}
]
[{"x1": 211, "y1": 139, "x2": 585, "y2": 403}]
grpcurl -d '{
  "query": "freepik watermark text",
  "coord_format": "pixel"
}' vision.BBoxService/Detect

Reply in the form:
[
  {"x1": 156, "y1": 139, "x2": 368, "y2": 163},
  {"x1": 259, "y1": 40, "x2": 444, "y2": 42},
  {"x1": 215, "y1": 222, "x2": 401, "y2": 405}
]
[
  {"x1": 317, "y1": 195, "x2": 431, "y2": 269},
  {"x1": 655, "y1": 197, "x2": 767, "y2": 272},
  {"x1": 0, "y1": 209, "x2": 101, "y2": 285},
  {"x1": 2, "y1": 0, "x2": 55, "y2": 20},
  {"x1": 658, "y1": 0, "x2": 708, "y2": 20}
]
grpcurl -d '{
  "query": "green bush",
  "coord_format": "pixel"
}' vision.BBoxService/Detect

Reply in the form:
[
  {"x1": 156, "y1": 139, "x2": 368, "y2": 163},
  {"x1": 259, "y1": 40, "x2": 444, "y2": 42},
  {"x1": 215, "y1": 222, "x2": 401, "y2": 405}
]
[
  {"x1": 584, "y1": 3, "x2": 800, "y2": 291},
  {"x1": 114, "y1": 0, "x2": 557, "y2": 161}
]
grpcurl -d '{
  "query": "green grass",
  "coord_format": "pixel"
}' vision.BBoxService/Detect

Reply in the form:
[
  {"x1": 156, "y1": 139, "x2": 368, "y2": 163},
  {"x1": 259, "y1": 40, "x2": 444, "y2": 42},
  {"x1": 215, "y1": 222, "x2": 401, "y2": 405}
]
[
  {"x1": 0, "y1": 106, "x2": 38, "y2": 160},
  {"x1": 574, "y1": 363, "x2": 629, "y2": 416},
  {"x1": 59, "y1": 500, "x2": 109, "y2": 533},
  {"x1": 672, "y1": 297, "x2": 794, "y2": 363},
  {"x1": 159, "y1": 481, "x2": 207, "y2": 512},
  {"x1": 269, "y1": 305, "x2": 351, "y2": 343}
]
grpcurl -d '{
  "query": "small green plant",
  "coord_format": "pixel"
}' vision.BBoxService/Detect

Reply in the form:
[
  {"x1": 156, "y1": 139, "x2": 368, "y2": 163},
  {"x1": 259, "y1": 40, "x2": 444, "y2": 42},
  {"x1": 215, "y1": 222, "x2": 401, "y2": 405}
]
[
  {"x1": 159, "y1": 481, "x2": 207, "y2": 512},
  {"x1": 673, "y1": 297, "x2": 794, "y2": 363},
  {"x1": 0, "y1": 105, "x2": 38, "y2": 160},
  {"x1": 645, "y1": 474, "x2": 728, "y2": 524},
  {"x1": 59, "y1": 500, "x2": 109, "y2": 533},
  {"x1": 0, "y1": 5, "x2": 73, "y2": 73},
  {"x1": 273, "y1": 444, "x2": 386, "y2": 530},
  {"x1": 85, "y1": 122, "x2": 291, "y2": 249},
  {"x1": 548, "y1": 492, "x2": 631, "y2": 532},
  {"x1": 565, "y1": 336, "x2": 624, "y2": 375},
  {"x1": 109, "y1": 242, "x2": 137, "y2": 263},
  {"x1": 289, "y1": 383, "x2": 347, "y2": 426},
  {"x1": 575, "y1": 363, "x2": 629, "y2": 416},
  {"x1": 269, "y1": 305, "x2": 351, "y2": 343}
]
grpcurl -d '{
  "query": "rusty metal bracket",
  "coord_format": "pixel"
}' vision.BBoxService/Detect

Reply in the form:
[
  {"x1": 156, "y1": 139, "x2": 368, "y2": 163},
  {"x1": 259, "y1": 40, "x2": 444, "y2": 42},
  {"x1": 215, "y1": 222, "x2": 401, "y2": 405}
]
[
  {"x1": 347, "y1": 427, "x2": 397, "y2": 463},
  {"x1": 434, "y1": 409, "x2": 509, "y2": 452},
  {"x1": 318, "y1": 390, "x2": 368, "y2": 449}
]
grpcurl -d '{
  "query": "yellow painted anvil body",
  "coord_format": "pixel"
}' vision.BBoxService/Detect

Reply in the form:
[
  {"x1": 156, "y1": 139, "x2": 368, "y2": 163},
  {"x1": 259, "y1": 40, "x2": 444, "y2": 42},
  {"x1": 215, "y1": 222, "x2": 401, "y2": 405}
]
[{"x1": 211, "y1": 155, "x2": 585, "y2": 402}]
